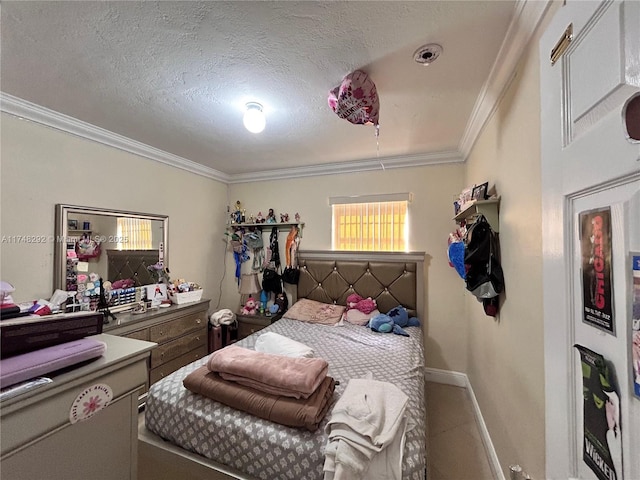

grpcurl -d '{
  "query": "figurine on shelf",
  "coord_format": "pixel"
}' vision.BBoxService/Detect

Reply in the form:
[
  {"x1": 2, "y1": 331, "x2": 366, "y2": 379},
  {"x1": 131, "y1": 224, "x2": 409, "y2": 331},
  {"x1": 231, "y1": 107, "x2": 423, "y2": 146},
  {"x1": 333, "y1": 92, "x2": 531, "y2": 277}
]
[
  {"x1": 255, "y1": 212, "x2": 265, "y2": 223},
  {"x1": 266, "y1": 208, "x2": 277, "y2": 223},
  {"x1": 232, "y1": 200, "x2": 243, "y2": 224},
  {"x1": 295, "y1": 212, "x2": 300, "y2": 223},
  {"x1": 280, "y1": 213, "x2": 289, "y2": 223}
]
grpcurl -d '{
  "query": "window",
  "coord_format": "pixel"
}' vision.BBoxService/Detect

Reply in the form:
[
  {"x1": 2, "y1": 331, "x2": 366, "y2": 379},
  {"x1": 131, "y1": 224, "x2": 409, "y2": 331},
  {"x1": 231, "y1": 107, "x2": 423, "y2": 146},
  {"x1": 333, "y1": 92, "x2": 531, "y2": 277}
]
[
  {"x1": 331, "y1": 193, "x2": 410, "y2": 252},
  {"x1": 116, "y1": 218, "x2": 153, "y2": 250}
]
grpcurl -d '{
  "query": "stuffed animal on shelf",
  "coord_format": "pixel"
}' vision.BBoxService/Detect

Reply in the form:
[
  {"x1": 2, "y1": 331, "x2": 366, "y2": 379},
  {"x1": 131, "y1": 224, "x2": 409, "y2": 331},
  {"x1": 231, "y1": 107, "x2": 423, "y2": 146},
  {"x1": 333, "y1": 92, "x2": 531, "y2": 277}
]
[
  {"x1": 241, "y1": 297, "x2": 258, "y2": 315},
  {"x1": 367, "y1": 305, "x2": 420, "y2": 337},
  {"x1": 346, "y1": 293, "x2": 377, "y2": 314}
]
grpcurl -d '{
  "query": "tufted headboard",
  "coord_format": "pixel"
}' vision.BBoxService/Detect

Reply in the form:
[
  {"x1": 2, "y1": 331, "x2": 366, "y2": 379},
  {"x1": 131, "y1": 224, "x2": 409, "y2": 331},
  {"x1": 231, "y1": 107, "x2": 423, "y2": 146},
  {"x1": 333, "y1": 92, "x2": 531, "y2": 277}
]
[
  {"x1": 107, "y1": 249, "x2": 159, "y2": 286},
  {"x1": 295, "y1": 250, "x2": 425, "y2": 320}
]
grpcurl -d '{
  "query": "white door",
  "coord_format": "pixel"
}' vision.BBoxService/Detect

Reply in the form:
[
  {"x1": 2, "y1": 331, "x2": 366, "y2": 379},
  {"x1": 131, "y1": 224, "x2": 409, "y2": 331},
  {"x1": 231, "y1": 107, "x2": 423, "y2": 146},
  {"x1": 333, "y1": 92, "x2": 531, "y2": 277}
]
[{"x1": 541, "y1": 1, "x2": 640, "y2": 479}]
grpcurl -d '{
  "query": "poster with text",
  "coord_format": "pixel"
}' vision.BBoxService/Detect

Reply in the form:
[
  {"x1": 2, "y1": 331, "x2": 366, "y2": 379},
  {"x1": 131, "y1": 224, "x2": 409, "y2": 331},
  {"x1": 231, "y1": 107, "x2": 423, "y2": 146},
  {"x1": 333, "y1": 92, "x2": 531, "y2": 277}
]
[
  {"x1": 580, "y1": 207, "x2": 615, "y2": 334},
  {"x1": 632, "y1": 253, "x2": 640, "y2": 398},
  {"x1": 575, "y1": 345, "x2": 623, "y2": 480}
]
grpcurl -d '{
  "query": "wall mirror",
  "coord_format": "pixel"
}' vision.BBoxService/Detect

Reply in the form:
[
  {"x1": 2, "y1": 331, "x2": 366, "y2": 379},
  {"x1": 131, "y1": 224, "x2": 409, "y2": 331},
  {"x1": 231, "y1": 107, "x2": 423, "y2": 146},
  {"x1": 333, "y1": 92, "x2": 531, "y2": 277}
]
[{"x1": 54, "y1": 204, "x2": 168, "y2": 312}]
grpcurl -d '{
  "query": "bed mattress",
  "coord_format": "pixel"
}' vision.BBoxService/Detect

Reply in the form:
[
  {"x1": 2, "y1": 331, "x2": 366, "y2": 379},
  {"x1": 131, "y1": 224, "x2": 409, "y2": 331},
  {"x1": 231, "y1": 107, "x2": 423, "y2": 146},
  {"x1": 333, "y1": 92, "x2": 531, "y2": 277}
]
[{"x1": 145, "y1": 318, "x2": 426, "y2": 479}]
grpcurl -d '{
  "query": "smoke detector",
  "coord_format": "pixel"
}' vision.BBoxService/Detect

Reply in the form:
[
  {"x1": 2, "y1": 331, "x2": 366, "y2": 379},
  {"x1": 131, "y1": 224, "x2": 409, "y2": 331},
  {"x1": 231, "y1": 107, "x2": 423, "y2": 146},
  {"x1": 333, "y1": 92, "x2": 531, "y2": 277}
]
[{"x1": 413, "y1": 44, "x2": 443, "y2": 65}]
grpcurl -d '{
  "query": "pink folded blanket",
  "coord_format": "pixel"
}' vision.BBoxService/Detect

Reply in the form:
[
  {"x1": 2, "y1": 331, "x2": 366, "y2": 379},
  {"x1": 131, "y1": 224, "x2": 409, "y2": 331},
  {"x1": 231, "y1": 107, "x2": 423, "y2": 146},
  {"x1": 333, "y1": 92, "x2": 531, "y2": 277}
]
[{"x1": 207, "y1": 345, "x2": 329, "y2": 399}]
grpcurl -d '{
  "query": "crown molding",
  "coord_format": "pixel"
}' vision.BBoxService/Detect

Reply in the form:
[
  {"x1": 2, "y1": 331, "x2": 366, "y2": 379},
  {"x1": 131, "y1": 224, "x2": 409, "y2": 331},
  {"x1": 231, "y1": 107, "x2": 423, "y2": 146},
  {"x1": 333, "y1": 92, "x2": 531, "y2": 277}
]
[
  {"x1": 0, "y1": 93, "x2": 231, "y2": 183},
  {"x1": 2, "y1": 92, "x2": 461, "y2": 184},
  {"x1": 226, "y1": 151, "x2": 464, "y2": 184},
  {"x1": 458, "y1": 0, "x2": 553, "y2": 159}
]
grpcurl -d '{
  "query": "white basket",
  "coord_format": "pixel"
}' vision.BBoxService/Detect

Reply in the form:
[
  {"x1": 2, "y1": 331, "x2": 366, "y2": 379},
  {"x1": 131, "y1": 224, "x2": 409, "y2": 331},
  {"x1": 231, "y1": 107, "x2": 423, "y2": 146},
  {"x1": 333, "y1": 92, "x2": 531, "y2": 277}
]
[{"x1": 169, "y1": 289, "x2": 203, "y2": 305}]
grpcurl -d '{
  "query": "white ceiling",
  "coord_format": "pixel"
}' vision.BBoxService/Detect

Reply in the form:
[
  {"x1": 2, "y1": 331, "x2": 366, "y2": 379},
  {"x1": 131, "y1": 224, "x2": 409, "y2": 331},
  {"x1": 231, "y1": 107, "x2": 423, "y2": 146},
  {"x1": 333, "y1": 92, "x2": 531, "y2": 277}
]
[{"x1": 1, "y1": 1, "x2": 539, "y2": 183}]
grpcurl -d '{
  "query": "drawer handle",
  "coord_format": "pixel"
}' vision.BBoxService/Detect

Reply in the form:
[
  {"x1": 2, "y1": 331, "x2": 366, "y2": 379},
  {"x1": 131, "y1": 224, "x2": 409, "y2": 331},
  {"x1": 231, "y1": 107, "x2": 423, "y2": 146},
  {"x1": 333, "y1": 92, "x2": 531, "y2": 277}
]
[
  {"x1": 195, "y1": 336, "x2": 200, "y2": 341},
  {"x1": 159, "y1": 331, "x2": 163, "y2": 336},
  {"x1": 196, "y1": 318, "x2": 201, "y2": 324}
]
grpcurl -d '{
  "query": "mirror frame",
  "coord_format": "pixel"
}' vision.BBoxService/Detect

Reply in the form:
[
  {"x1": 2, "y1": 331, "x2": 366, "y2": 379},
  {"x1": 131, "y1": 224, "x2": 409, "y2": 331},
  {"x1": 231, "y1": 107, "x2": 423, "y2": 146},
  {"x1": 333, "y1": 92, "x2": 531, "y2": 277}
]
[{"x1": 54, "y1": 204, "x2": 169, "y2": 294}]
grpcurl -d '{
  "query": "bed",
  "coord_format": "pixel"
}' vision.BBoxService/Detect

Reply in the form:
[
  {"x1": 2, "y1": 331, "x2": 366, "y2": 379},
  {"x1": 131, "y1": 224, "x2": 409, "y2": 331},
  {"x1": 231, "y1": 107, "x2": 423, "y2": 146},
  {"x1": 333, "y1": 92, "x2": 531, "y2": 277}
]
[{"x1": 139, "y1": 250, "x2": 427, "y2": 480}]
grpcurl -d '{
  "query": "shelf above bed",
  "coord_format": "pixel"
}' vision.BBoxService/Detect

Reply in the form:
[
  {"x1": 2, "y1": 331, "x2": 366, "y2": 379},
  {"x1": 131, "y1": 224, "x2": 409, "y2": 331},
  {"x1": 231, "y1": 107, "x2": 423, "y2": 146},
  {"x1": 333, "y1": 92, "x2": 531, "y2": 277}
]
[
  {"x1": 453, "y1": 197, "x2": 500, "y2": 232},
  {"x1": 227, "y1": 222, "x2": 304, "y2": 236}
]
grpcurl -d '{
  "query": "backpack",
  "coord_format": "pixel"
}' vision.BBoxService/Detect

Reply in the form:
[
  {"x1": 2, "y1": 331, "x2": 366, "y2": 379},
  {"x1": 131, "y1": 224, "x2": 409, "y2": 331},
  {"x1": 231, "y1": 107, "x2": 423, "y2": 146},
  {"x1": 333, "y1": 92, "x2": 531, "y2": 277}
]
[
  {"x1": 262, "y1": 267, "x2": 282, "y2": 294},
  {"x1": 464, "y1": 215, "x2": 504, "y2": 299}
]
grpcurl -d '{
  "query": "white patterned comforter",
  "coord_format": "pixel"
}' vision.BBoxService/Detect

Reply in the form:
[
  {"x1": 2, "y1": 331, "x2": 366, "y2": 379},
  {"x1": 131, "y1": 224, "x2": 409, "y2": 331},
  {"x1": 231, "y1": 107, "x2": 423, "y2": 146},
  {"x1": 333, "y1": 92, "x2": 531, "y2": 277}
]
[{"x1": 145, "y1": 318, "x2": 426, "y2": 479}]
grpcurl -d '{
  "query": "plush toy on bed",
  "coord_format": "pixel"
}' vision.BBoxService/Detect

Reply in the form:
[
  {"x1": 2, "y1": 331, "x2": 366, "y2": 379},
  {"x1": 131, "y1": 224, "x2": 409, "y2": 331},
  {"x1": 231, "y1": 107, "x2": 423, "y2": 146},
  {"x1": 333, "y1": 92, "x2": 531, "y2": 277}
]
[
  {"x1": 241, "y1": 297, "x2": 258, "y2": 315},
  {"x1": 346, "y1": 294, "x2": 377, "y2": 314},
  {"x1": 367, "y1": 305, "x2": 420, "y2": 337}
]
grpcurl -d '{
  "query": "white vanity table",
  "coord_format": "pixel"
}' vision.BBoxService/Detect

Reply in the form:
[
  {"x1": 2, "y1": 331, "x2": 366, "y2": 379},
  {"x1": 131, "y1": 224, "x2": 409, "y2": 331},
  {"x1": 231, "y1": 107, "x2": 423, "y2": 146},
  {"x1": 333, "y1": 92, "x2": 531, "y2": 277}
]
[{"x1": 0, "y1": 334, "x2": 155, "y2": 480}]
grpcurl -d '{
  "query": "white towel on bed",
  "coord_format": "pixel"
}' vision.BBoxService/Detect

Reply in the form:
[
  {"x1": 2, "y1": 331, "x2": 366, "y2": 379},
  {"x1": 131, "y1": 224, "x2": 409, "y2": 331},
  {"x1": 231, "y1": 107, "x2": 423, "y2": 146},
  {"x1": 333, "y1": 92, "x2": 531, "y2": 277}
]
[
  {"x1": 323, "y1": 378, "x2": 409, "y2": 480},
  {"x1": 254, "y1": 331, "x2": 315, "y2": 358}
]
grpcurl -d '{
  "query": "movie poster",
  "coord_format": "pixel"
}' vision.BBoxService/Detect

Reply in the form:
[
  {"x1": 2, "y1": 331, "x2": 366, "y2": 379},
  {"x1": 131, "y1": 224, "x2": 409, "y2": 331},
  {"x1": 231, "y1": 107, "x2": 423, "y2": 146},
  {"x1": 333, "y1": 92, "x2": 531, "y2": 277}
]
[
  {"x1": 575, "y1": 345, "x2": 623, "y2": 480},
  {"x1": 580, "y1": 207, "x2": 615, "y2": 334},
  {"x1": 632, "y1": 253, "x2": 640, "y2": 398}
]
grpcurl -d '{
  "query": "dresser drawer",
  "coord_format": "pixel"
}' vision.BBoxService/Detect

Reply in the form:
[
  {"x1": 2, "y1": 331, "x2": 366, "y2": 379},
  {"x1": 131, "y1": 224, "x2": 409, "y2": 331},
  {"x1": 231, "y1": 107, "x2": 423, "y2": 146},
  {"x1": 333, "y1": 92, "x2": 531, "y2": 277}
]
[
  {"x1": 238, "y1": 322, "x2": 265, "y2": 339},
  {"x1": 150, "y1": 329, "x2": 206, "y2": 367},
  {"x1": 149, "y1": 311, "x2": 205, "y2": 343},
  {"x1": 123, "y1": 328, "x2": 149, "y2": 341},
  {"x1": 149, "y1": 345, "x2": 208, "y2": 385}
]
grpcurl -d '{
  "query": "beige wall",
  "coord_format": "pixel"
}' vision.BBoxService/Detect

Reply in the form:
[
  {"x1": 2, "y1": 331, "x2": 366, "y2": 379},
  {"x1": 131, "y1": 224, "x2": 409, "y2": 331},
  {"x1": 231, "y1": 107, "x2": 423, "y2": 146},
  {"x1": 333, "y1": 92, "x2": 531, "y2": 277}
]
[
  {"x1": 0, "y1": 113, "x2": 228, "y2": 312},
  {"x1": 227, "y1": 165, "x2": 469, "y2": 372},
  {"x1": 462, "y1": 4, "x2": 559, "y2": 477}
]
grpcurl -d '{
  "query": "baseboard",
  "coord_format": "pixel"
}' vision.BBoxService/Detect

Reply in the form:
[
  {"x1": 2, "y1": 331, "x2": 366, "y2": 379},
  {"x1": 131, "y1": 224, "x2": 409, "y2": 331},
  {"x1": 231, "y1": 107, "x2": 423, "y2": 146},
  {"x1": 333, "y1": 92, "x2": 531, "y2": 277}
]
[
  {"x1": 424, "y1": 366, "x2": 467, "y2": 387},
  {"x1": 424, "y1": 367, "x2": 505, "y2": 480}
]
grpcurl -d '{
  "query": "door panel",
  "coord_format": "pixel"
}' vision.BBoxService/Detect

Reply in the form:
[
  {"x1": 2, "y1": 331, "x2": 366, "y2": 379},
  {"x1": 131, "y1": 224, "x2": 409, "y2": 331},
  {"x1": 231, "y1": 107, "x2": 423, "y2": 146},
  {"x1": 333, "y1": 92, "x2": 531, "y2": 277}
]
[
  {"x1": 571, "y1": 181, "x2": 639, "y2": 479},
  {"x1": 567, "y1": 1, "x2": 639, "y2": 145},
  {"x1": 541, "y1": 0, "x2": 640, "y2": 478}
]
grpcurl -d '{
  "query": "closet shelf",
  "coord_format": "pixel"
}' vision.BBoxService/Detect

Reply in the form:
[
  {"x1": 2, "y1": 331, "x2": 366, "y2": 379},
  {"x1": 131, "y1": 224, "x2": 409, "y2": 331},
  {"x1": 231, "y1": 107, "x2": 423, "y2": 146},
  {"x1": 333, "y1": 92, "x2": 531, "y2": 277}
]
[{"x1": 453, "y1": 197, "x2": 500, "y2": 232}]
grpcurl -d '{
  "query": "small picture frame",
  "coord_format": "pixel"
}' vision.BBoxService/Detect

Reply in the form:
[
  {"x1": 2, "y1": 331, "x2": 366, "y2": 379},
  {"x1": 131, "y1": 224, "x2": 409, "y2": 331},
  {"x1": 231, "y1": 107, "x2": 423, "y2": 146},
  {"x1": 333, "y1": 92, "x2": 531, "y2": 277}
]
[
  {"x1": 146, "y1": 283, "x2": 168, "y2": 307},
  {"x1": 472, "y1": 182, "x2": 488, "y2": 201},
  {"x1": 67, "y1": 219, "x2": 78, "y2": 230}
]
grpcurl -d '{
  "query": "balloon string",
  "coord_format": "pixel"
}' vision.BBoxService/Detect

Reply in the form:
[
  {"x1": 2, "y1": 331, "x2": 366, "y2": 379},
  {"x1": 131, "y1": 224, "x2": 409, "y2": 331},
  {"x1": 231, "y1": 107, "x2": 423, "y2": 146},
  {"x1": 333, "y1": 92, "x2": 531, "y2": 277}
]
[{"x1": 376, "y1": 124, "x2": 384, "y2": 170}]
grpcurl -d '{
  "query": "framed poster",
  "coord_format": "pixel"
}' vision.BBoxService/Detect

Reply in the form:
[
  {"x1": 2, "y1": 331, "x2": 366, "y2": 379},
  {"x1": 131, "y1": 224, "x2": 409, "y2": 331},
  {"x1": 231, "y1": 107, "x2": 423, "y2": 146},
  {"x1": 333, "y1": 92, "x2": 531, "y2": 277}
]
[
  {"x1": 579, "y1": 207, "x2": 615, "y2": 335},
  {"x1": 632, "y1": 252, "x2": 640, "y2": 398},
  {"x1": 574, "y1": 345, "x2": 623, "y2": 480}
]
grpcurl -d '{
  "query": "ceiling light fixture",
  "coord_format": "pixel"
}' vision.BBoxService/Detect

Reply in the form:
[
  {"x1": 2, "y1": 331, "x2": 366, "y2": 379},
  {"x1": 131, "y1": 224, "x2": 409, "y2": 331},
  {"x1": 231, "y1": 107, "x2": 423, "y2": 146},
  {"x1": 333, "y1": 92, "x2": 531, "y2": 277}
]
[{"x1": 243, "y1": 102, "x2": 266, "y2": 133}]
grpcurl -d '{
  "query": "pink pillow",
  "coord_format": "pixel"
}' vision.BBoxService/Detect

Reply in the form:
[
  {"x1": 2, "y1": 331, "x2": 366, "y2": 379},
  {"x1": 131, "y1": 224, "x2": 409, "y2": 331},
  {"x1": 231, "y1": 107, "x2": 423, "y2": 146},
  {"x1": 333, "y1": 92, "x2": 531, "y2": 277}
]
[{"x1": 344, "y1": 308, "x2": 380, "y2": 326}]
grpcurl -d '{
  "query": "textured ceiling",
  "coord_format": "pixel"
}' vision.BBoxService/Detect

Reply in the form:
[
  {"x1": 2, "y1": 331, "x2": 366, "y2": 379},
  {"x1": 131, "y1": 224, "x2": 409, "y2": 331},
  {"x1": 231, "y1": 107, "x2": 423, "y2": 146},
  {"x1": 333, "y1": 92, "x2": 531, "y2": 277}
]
[{"x1": 1, "y1": 1, "x2": 518, "y2": 179}]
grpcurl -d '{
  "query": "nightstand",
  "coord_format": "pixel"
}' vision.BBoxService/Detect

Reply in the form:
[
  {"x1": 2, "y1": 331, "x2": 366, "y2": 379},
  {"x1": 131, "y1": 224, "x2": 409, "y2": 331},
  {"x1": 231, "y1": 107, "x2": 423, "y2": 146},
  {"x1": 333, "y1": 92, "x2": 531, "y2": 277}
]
[{"x1": 236, "y1": 312, "x2": 283, "y2": 339}]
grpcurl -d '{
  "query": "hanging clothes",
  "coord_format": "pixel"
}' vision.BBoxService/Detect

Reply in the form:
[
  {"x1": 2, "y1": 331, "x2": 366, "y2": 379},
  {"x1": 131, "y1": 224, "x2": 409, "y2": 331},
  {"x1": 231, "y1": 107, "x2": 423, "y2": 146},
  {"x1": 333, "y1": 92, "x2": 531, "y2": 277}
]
[
  {"x1": 245, "y1": 230, "x2": 265, "y2": 272},
  {"x1": 285, "y1": 226, "x2": 299, "y2": 267},
  {"x1": 269, "y1": 227, "x2": 281, "y2": 269}
]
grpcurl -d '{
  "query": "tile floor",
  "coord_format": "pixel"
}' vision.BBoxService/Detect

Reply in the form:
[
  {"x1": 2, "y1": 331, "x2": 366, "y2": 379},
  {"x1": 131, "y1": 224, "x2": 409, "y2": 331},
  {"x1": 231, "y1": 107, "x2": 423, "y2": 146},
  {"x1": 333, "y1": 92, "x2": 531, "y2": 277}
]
[{"x1": 425, "y1": 381, "x2": 495, "y2": 479}]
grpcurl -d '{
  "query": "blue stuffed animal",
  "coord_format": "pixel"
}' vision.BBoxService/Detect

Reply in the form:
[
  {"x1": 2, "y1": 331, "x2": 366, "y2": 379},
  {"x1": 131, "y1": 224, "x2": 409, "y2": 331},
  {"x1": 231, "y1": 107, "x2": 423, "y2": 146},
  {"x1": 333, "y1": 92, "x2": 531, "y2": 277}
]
[{"x1": 367, "y1": 305, "x2": 420, "y2": 336}]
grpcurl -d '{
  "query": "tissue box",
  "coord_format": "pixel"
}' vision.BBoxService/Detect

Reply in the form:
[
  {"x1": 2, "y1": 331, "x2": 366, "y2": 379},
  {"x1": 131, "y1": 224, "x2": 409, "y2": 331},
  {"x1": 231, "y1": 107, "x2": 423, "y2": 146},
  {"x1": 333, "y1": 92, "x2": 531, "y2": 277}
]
[{"x1": 168, "y1": 289, "x2": 203, "y2": 305}]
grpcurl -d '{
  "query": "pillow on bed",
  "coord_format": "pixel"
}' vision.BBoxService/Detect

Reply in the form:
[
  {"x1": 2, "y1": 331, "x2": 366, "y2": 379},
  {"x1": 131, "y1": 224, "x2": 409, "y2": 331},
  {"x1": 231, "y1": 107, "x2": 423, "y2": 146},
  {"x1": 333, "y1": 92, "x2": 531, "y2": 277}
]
[
  {"x1": 285, "y1": 299, "x2": 346, "y2": 325},
  {"x1": 343, "y1": 308, "x2": 381, "y2": 326}
]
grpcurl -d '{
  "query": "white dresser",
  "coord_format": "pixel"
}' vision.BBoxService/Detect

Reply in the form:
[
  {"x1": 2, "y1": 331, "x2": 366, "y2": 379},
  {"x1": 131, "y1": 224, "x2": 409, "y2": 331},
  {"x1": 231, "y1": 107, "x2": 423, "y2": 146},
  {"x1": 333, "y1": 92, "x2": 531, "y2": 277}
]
[{"x1": 0, "y1": 334, "x2": 155, "y2": 480}]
